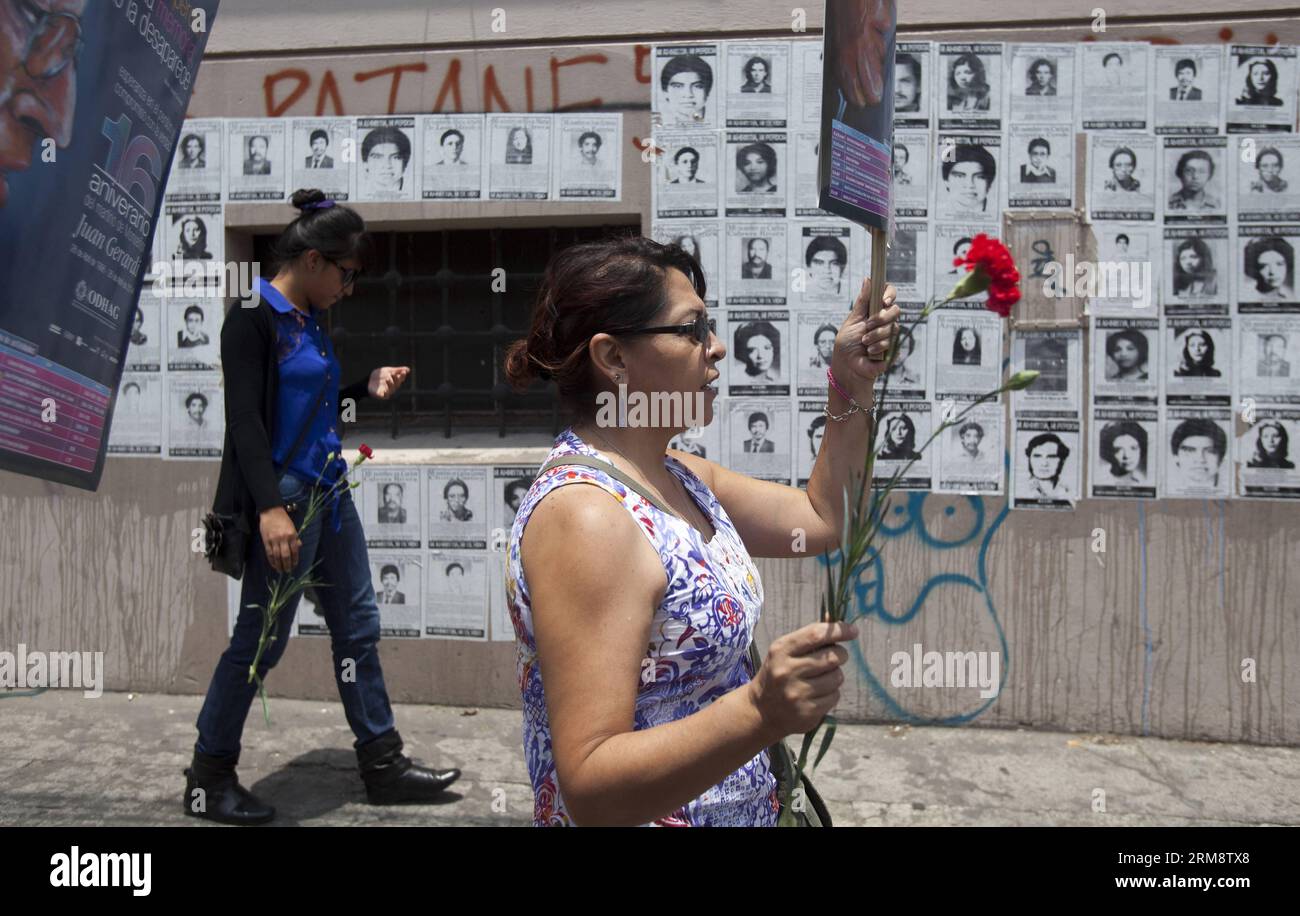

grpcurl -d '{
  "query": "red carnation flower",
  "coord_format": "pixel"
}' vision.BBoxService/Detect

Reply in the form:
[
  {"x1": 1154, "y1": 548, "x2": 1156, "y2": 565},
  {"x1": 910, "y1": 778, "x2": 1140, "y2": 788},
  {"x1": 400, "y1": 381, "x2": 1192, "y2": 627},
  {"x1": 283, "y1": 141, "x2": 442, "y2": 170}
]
[
  {"x1": 358, "y1": 443, "x2": 374, "y2": 459},
  {"x1": 950, "y1": 233, "x2": 1021, "y2": 317}
]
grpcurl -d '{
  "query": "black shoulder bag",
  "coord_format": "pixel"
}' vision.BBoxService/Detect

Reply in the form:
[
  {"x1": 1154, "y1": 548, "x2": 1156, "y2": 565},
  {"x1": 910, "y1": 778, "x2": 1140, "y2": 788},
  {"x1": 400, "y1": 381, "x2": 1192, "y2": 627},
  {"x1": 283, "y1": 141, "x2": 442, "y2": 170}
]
[
  {"x1": 535, "y1": 453, "x2": 832, "y2": 827},
  {"x1": 203, "y1": 374, "x2": 329, "y2": 581}
]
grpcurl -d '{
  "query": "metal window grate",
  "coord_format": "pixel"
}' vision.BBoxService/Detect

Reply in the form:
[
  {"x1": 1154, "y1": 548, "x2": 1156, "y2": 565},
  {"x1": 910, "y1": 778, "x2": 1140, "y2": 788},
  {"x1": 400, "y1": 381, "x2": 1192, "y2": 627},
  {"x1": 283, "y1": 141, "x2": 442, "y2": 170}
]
[{"x1": 253, "y1": 222, "x2": 639, "y2": 439}]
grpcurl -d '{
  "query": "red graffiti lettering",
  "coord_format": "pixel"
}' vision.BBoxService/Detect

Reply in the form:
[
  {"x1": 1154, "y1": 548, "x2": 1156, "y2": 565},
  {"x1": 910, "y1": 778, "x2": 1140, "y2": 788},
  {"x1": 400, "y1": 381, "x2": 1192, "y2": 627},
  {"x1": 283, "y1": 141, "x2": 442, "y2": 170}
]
[
  {"x1": 317, "y1": 70, "x2": 344, "y2": 116},
  {"x1": 635, "y1": 44, "x2": 652, "y2": 84},
  {"x1": 265, "y1": 68, "x2": 310, "y2": 117},
  {"x1": 551, "y1": 53, "x2": 607, "y2": 111},
  {"x1": 483, "y1": 65, "x2": 511, "y2": 112},
  {"x1": 354, "y1": 63, "x2": 429, "y2": 114},
  {"x1": 432, "y1": 58, "x2": 464, "y2": 112}
]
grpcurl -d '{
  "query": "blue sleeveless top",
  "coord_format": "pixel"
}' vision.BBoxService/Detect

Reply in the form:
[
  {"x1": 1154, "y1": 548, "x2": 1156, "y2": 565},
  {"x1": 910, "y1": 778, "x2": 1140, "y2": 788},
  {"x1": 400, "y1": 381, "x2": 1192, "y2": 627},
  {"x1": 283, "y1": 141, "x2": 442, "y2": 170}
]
[{"x1": 505, "y1": 427, "x2": 778, "y2": 826}]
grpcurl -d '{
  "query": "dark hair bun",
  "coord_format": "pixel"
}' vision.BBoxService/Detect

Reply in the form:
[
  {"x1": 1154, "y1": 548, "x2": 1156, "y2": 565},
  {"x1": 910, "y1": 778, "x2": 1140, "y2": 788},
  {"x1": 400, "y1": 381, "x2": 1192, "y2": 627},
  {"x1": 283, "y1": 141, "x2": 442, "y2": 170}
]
[{"x1": 290, "y1": 188, "x2": 327, "y2": 212}]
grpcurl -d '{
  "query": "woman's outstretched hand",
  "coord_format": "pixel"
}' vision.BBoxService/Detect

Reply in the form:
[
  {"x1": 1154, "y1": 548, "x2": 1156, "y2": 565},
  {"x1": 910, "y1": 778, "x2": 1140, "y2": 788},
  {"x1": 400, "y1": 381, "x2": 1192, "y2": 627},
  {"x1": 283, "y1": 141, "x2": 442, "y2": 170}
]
[
  {"x1": 832, "y1": 276, "x2": 900, "y2": 402},
  {"x1": 368, "y1": 366, "x2": 411, "y2": 400}
]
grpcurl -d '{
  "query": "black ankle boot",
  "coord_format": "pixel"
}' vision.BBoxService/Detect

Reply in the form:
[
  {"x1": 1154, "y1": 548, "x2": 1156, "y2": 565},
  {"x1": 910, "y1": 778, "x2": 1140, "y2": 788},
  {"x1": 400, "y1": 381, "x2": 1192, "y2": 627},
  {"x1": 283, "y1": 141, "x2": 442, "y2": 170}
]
[
  {"x1": 356, "y1": 730, "x2": 461, "y2": 805},
  {"x1": 183, "y1": 749, "x2": 276, "y2": 825}
]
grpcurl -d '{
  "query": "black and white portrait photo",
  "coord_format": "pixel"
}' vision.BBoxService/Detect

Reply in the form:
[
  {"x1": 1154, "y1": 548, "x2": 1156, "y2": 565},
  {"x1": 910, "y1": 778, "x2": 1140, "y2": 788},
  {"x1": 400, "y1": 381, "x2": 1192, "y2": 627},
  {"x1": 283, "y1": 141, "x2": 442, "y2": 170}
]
[
  {"x1": 173, "y1": 214, "x2": 212, "y2": 261},
  {"x1": 1086, "y1": 133, "x2": 1159, "y2": 220},
  {"x1": 504, "y1": 126, "x2": 533, "y2": 165},
  {"x1": 166, "y1": 119, "x2": 223, "y2": 203},
  {"x1": 879, "y1": 411, "x2": 923, "y2": 461},
  {"x1": 670, "y1": 146, "x2": 706, "y2": 184},
  {"x1": 1166, "y1": 230, "x2": 1229, "y2": 304},
  {"x1": 1237, "y1": 410, "x2": 1300, "y2": 498},
  {"x1": 740, "y1": 237, "x2": 772, "y2": 280},
  {"x1": 1103, "y1": 328, "x2": 1150, "y2": 382},
  {"x1": 731, "y1": 318, "x2": 785, "y2": 387},
  {"x1": 895, "y1": 51, "x2": 922, "y2": 111},
  {"x1": 292, "y1": 117, "x2": 353, "y2": 201},
  {"x1": 952, "y1": 325, "x2": 982, "y2": 366},
  {"x1": 378, "y1": 482, "x2": 407, "y2": 524},
  {"x1": 1170, "y1": 57, "x2": 1202, "y2": 101},
  {"x1": 243, "y1": 134, "x2": 271, "y2": 176},
  {"x1": 935, "y1": 136, "x2": 1000, "y2": 219},
  {"x1": 1019, "y1": 137, "x2": 1056, "y2": 184},
  {"x1": 1080, "y1": 43, "x2": 1152, "y2": 131},
  {"x1": 1246, "y1": 419, "x2": 1296, "y2": 469},
  {"x1": 946, "y1": 52, "x2": 991, "y2": 112},
  {"x1": 1013, "y1": 421, "x2": 1080, "y2": 509},
  {"x1": 1240, "y1": 231, "x2": 1298, "y2": 305},
  {"x1": 1008, "y1": 44, "x2": 1074, "y2": 124},
  {"x1": 1154, "y1": 48, "x2": 1225, "y2": 136},
  {"x1": 178, "y1": 132, "x2": 206, "y2": 169},
  {"x1": 802, "y1": 233, "x2": 847, "y2": 297},
  {"x1": 175, "y1": 304, "x2": 209, "y2": 348},
  {"x1": 303, "y1": 129, "x2": 334, "y2": 168},
  {"x1": 1164, "y1": 142, "x2": 1225, "y2": 215},
  {"x1": 734, "y1": 141, "x2": 777, "y2": 194},
  {"x1": 439, "y1": 478, "x2": 472, "y2": 522},
  {"x1": 937, "y1": 43, "x2": 1004, "y2": 131},
  {"x1": 1022, "y1": 432, "x2": 1071, "y2": 498},
  {"x1": 226, "y1": 119, "x2": 287, "y2": 202},
  {"x1": 1171, "y1": 327, "x2": 1223, "y2": 378},
  {"x1": 655, "y1": 47, "x2": 718, "y2": 128},
  {"x1": 1249, "y1": 146, "x2": 1288, "y2": 195},
  {"x1": 1227, "y1": 46, "x2": 1298, "y2": 132},
  {"x1": 1165, "y1": 415, "x2": 1231, "y2": 498},
  {"x1": 357, "y1": 116, "x2": 418, "y2": 202},
  {"x1": 935, "y1": 403, "x2": 1003, "y2": 494},
  {"x1": 1098, "y1": 419, "x2": 1149, "y2": 486},
  {"x1": 725, "y1": 40, "x2": 789, "y2": 128}
]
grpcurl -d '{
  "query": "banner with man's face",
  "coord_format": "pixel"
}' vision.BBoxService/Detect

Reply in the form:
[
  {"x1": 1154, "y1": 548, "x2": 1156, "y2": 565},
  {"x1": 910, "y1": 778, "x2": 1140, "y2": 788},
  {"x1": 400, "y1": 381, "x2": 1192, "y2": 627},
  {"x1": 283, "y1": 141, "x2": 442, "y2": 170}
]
[{"x1": 0, "y1": 0, "x2": 220, "y2": 489}]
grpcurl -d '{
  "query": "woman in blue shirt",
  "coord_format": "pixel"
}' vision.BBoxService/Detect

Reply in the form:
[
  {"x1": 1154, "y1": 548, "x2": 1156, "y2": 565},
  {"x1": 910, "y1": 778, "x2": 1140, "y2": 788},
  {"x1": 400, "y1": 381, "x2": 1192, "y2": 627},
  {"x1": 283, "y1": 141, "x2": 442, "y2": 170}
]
[{"x1": 189, "y1": 188, "x2": 460, "y2": 825}]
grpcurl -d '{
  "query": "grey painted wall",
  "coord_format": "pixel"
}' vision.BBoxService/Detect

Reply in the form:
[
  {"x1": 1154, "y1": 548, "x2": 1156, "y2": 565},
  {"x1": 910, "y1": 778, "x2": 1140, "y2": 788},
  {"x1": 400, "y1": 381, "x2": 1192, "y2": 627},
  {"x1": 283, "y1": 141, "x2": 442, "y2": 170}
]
[{"x1": 1, "y1": 3, "x2": 1297, "y2": 746}]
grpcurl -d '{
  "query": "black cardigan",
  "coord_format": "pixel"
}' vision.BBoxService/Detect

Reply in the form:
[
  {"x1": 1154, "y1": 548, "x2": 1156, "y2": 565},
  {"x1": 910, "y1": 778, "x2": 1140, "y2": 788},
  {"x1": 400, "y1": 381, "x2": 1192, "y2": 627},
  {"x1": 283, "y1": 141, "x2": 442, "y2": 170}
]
[{"x1": 211, "y1": 295, "x2": 369, "y2": 539}]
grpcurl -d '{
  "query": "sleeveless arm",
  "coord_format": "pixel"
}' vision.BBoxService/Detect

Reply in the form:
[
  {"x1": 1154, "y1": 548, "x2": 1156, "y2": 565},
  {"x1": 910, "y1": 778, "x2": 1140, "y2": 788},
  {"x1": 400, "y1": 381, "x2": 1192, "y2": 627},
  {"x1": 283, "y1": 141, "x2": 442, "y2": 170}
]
[{"x1": 523, "y1": 479, "x2": 778, "y2": 826}]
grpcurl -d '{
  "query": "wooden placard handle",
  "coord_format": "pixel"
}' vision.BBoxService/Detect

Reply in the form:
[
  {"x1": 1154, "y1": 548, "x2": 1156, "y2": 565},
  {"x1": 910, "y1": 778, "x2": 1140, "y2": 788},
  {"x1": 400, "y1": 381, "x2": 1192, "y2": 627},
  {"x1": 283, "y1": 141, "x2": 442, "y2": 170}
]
[{"x1": 867, "y1": 227, "x2": 889, "y2": 360}]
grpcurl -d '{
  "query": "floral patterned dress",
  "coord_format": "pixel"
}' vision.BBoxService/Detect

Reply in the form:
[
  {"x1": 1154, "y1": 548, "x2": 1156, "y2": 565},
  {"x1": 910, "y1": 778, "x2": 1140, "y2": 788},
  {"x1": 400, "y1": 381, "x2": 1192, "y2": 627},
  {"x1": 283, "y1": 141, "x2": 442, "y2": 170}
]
[{"x1": 506, "y1": 427, "x2": 779, "y2": 827}]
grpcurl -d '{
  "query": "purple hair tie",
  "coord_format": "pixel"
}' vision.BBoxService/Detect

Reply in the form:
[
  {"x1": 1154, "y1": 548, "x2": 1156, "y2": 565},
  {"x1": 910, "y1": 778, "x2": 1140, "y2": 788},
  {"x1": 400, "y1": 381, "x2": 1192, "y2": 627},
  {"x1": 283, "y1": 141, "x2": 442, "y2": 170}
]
[{"x1": 303, "y1": 199, "x2": 335, "y2": 210}]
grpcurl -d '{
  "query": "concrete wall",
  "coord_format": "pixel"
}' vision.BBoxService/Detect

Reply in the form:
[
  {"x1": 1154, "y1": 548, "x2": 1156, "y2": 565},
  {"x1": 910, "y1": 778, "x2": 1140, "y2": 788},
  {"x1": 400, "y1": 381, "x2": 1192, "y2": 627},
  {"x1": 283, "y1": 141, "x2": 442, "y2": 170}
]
[{"x1": 2, "y1": 1, "x2": 1297, "y2": 746}]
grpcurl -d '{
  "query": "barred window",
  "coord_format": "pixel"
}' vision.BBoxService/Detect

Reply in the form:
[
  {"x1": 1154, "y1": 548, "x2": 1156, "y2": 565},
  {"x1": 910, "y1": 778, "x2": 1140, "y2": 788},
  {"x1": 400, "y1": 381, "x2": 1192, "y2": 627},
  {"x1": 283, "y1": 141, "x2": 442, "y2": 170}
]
[{"x1": 252, "y1": 222, "x2": 640, "y2": 439}]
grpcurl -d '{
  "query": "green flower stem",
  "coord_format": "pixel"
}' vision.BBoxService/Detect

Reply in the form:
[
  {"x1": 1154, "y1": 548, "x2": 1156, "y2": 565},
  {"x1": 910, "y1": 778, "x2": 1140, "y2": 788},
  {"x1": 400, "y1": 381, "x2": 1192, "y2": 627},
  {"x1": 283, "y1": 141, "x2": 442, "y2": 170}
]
[
  {"x1": 244, "y1": 452, "x2": 370, "y2": 726},
  {"x1": 779, "y1": 275, "x2": 1030, "y2": 824}
]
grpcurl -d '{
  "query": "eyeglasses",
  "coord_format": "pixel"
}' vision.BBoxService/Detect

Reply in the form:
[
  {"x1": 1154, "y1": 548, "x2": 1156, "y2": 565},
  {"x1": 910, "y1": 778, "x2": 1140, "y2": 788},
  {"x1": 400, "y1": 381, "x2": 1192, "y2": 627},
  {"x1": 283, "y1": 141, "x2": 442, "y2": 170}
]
[
  {"x1": 11, "y1": 0, "x2": 84, "y2": 80},
  {"x1": 619, "y1": 313, "x2": 715, "y2": 345},
  {"x1": 323, "y1": 256, "x2": 361, "y2": 288}
]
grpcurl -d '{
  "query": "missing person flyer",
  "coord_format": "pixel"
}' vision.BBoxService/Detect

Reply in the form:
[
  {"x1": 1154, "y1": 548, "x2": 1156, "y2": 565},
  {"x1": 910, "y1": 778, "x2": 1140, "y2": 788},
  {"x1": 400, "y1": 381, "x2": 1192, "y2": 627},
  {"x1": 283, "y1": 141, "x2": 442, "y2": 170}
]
[{"x1": 0, "y1": 0, "x2": 221, "y2": 490}]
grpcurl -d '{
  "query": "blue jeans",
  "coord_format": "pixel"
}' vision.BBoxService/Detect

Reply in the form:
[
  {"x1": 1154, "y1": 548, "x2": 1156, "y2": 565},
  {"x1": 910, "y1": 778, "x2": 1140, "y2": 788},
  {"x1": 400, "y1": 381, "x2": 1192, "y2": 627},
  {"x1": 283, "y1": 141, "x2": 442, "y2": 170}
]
[{"x1": 195, "y1": 472, "x2": 396, "y2": 759}]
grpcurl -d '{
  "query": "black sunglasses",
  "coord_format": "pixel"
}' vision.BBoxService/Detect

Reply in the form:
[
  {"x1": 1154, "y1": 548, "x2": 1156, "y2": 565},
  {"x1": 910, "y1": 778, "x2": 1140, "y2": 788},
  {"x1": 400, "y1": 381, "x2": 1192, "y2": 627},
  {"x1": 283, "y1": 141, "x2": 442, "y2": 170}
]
[
  {"x1": 619, "y1": 313, "x2": 715, "y2": 345},
  {"x1": 323, "y1": 255, "x2": 361, "y2": 287}
]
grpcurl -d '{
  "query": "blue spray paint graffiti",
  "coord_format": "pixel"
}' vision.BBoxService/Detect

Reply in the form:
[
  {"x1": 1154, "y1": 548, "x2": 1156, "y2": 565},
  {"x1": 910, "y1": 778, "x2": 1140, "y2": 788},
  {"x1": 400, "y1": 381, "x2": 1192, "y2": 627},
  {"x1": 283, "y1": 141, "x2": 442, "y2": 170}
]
[{"x1": 817, "y1": 461, "x2": 1012, "y2": 725}]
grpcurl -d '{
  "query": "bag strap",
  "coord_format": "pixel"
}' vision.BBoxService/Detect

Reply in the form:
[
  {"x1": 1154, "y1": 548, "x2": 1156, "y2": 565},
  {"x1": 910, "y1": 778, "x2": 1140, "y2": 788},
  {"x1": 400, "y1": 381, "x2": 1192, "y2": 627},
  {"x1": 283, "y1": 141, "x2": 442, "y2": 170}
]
[{"x1": 536, "y1": 453, "x2": 681, "y2": 519}]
